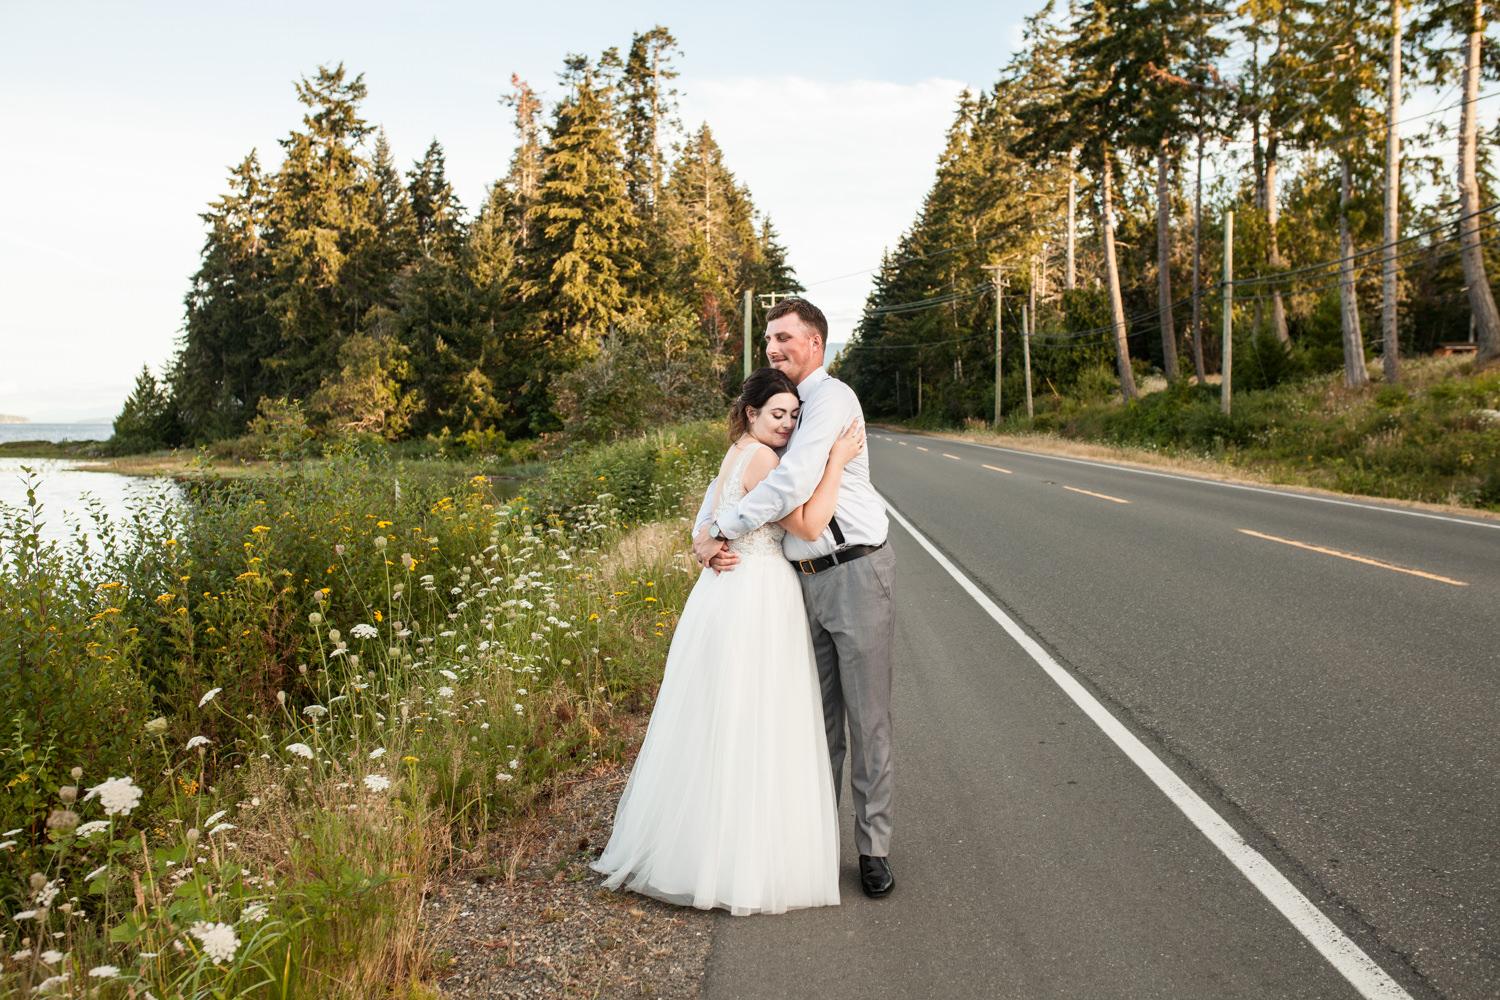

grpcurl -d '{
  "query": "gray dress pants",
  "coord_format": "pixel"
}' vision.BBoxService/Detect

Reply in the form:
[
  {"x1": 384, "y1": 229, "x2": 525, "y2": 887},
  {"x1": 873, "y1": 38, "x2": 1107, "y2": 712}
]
[{"x1": 797, "y1": 544, "x2": 895, "y2": 858}]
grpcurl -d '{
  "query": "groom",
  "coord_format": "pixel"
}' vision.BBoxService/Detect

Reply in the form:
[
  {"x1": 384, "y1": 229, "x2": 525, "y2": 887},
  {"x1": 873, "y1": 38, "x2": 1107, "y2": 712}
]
[{"x1": 693, "y1": 298, "x2": 897, "y2": 899}]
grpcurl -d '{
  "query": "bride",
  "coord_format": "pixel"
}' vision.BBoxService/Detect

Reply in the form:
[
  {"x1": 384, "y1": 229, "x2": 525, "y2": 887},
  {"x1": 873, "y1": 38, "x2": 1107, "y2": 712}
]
[{"x1": 592, "y1": 367, "x2": 865, "y2": 915}]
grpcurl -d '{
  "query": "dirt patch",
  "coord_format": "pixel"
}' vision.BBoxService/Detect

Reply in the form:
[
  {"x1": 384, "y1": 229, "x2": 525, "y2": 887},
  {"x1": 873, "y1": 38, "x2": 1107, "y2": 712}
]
[{"x1": 426, "y1": 719, "x2": 715, "y2": 999}]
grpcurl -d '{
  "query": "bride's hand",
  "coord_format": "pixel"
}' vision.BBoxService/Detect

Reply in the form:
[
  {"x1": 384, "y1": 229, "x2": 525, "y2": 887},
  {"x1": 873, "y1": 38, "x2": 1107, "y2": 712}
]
[{"x1": 828, "y1": 419, "x2": 865, "y2": 467}]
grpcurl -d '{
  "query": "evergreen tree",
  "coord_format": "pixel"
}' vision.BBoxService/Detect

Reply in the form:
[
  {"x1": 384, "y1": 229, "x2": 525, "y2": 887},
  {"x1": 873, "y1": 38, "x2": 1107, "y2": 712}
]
[
  {"x1": 307, "y1": 332, "x2": 421, "y2": 439},
  {"x1": 501, "y1": 75, "x2": 545, "y2": 251},
  {"x1": 175, "y1": 152, "x2": 276, "y2": 440},
  {"x1": 112, "y1": 365, "x2": 180, "y2": 453},
  {"x1": 407, "y1": 139, "x2": 466, "y2": 260},
  {"x1": 519, "y1": 62, "x2": 642, "y2": 391},
  {"x1": 263, "y1": 64, "x2": 382, "y2": 400},
  {"x1": 1414, "y1": 0, "x2": 1500, "y2": 363},
  {"x1": 663, "y1": 124, "x2": 762, "y2": 359},
  {"x1": 620, "y1": 26, "x2": 681, "y2": 218},
  {"x1": 1282, "y1": 0, "x2": 1384, "y2": 387}
]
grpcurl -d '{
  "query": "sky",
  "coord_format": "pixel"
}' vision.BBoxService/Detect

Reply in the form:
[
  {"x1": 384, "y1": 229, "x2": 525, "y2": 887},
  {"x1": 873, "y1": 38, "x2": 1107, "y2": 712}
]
[{"x1": 0, "y1": 0, "x2": 1040, "y2": 422}]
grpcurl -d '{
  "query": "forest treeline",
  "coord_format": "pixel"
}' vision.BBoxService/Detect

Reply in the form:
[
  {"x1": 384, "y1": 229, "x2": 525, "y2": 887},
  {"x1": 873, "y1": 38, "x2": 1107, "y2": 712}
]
[
  {"x1": 114, "y1": 27, "x2": 797, "y2": 454},
  {"x1": 837, "y1": 0, "x2": 1500, "y2": 423}
]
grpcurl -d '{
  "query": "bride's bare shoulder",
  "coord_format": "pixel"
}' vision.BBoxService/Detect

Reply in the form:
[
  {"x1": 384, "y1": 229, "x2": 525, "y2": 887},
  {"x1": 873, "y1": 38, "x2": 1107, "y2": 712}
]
[{"x1": 740, "y1": 441, "x2": 780, "y2": 490}]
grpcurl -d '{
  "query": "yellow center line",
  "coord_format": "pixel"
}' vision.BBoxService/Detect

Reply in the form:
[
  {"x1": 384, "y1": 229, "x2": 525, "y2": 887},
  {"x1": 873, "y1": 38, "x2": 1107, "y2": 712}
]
[
  {"x1": 1237, "y1": 529, "x2": 1469, "y2": 587},
  {"x1": 915, "y1": 446, "x2": 929, "y2": 452},
  {"x1": 982, "y1": 463, "x2": 1014, "y2": 475},
  {"x1": 1063, "y1": 485, "x2": 1131, "y2": 505},
  {"x1": 942, "y1": 452, "x2": 962, "y2": 461}
]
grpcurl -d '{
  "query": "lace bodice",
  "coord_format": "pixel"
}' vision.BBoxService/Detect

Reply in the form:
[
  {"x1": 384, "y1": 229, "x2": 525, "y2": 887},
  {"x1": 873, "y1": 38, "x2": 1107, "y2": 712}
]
[{"x1": 716, "y1": 444, "x2": 786, "y2": 559}]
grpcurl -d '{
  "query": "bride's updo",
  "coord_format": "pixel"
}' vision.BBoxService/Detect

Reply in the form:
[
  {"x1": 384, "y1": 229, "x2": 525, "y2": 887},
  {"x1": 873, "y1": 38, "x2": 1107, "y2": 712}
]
[{"x1": 728, "y1": 367, "x2": 798, "y2": 442}]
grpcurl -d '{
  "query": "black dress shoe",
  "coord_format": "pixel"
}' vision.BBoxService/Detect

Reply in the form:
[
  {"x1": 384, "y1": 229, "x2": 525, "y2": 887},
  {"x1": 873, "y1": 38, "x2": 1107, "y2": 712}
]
[{"x1": 859, "y1": 854, "x2": 894, "y2": 898}]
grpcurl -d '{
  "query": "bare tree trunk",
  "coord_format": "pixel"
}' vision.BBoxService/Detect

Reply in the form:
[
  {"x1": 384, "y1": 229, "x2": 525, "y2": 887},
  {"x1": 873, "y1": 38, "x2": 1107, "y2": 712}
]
[
  {"x1": 1265, "y1": 132, "x2": 1290, "y2": 343},
  {"x1": 1156, "y1": 138, "x2": 1179, "y2": 382},
  {"x1": 1459, "y1": 2, "x2": 1500, "y2": 364},
  {"x1": 1266, "y1": 18, "x2": 1290, "y2": 344},
  {"x1": 1101, "y1": 151, "x2": 1139, "y2": 400},
  {"x1": 1339, "y1": 157, "x2": 1370, "y2": 388},
  {"x1": 1382, "y1": 0, "x2": 1402, "y2": 383},
  {"x1": 1191, "y1": 122, "x2": 1206, "y2": 381},
  {"x1": 1066, "y1": 148, "x2": 1078, "y2": 290}
]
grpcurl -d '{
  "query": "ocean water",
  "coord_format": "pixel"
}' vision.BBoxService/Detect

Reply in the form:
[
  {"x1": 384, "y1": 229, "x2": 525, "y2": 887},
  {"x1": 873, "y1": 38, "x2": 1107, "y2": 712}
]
[
  {"x1": 0, "y1": 458, "x2": 178, "y2": 549},
  {"x1": 0, "y1": 422, "x2": 112, "y2": 444}
]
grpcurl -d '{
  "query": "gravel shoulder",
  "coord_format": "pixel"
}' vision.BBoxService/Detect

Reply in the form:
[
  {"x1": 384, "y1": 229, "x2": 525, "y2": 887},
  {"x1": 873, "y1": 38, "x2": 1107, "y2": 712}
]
[{"x1": 426, "y1": 717, "x2": 715, "y2": 999}]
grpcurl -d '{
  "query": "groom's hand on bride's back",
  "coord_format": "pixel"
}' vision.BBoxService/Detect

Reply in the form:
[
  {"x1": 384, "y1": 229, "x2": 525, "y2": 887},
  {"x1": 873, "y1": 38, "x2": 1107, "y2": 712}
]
[{"x1": 692, "y1": 526, "x2": 740, "y2": 574}]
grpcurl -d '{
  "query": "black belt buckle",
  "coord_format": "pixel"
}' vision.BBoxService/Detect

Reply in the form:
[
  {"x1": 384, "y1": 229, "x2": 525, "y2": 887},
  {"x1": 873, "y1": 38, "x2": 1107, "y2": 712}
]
[{"x1": 798, "y1": 558, "x2": 817, "y2": 575}]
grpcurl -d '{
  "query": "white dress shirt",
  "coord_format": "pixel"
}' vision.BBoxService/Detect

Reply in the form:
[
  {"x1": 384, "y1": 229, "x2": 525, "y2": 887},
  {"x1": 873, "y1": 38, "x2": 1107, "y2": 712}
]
[{"x1": 694, "y1": 366, "x2": 888, "y2": 560}]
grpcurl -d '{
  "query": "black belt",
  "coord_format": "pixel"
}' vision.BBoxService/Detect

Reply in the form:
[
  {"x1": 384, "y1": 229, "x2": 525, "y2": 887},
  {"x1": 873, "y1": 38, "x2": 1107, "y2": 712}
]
[{"x1": 792, "y1": 542, "x2": 885, "y2": 576}]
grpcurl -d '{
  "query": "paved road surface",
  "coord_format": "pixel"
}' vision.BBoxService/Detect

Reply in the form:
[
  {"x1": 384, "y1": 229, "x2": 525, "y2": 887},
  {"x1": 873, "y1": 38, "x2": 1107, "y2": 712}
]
[{"x1": 704, "y1": 431, "x2": 1499, "y2": 1000}]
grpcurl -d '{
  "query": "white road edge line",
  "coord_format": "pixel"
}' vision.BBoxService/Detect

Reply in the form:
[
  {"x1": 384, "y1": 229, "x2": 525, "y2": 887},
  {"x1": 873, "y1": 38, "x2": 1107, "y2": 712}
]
[
  {"x1": 884, "y1": 433, "x2": 1499, "y2": 532},
  {"x1": 881, "y1": 495, "x2": 1413, "y2": 1000}
]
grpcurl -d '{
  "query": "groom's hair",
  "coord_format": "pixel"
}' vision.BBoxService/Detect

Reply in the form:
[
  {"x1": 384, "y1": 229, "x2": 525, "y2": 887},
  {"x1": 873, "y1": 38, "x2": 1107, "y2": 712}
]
[{"x1": 766, "y1": 297, "x2": 828, "y2": 348}]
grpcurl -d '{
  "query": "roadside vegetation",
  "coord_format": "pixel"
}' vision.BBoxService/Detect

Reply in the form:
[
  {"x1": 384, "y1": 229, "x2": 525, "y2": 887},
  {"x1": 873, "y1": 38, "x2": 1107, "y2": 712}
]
[
  {"x1": 0, "y1": 421, "x2": 721, "y2": 997},
  {"x1": 898, "y1": 356, "x2": 1500, "y2": 511}
]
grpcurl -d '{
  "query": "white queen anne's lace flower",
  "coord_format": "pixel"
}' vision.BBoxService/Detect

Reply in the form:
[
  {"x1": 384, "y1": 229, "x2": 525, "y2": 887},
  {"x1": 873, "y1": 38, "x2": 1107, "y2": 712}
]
[
  {"x1": 185, "y1": 736, "x2": 212, "y2": 751},
  {"x1": 189, "y1": 921, "x2": 239, "y2": 963},
  {"x1": 84, "y1": 776, "x2": 142, "y2": 817},
  {"x1": 350, "y1": 623, "x2": 378, "y2": 640},
  {"x1": 88, "y1": 965, "x2": 121, "y2": 978},
  {"x1": 368, "y1": 748, "x2": 386, "y2": 760},
  {"x1": 198, "y1": 687, "x2": 222, "y2": 708},
  {"x1": 285, "y1": 743, "x2": 314, "y2": 760},
  {"x1": 363, "y1": 774, "x2": 390, "y2": 793},
  {"x1": 302, "y1": 704, "x2": 327, "y2": 719},
  {"x1": 241, "y1": 903, "x2": 269, "y2": 923}
]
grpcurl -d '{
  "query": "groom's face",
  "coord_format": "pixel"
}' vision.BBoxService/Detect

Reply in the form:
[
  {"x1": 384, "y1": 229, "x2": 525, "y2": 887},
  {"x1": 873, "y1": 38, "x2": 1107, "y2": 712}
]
[{"x1": 765, "y1": 315, "x2": 823, "y2": 385}]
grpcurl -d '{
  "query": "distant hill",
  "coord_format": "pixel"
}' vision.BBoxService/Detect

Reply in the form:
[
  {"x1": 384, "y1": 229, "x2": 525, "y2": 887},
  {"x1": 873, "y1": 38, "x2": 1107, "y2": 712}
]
[{"x1": 0, "y1": 414, "x2": 28, "y2": 424}]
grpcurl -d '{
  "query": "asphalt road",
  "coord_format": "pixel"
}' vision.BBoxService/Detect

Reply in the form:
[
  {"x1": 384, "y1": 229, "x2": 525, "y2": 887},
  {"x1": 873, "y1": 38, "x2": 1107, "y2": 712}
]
[{"x1": 703, "y1": 431, "x2": 1499, "y2": 1000}]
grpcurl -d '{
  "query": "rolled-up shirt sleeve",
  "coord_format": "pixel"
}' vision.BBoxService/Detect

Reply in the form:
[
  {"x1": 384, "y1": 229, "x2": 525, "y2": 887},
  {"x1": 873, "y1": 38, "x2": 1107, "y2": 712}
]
[{"x1": 715, "y1": 388, "x2": 849, "y2": 539}]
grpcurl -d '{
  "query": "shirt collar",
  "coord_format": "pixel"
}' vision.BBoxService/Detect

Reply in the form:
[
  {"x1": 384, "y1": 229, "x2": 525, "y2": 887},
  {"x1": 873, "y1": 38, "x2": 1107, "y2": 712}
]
[{"x1": 798, "y1": 366, "x2": 830, "y2": 392}]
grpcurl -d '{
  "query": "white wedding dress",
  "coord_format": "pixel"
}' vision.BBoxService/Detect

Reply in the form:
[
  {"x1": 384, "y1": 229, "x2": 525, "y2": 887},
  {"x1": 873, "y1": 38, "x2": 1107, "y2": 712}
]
[{"x1": 591, "y1": 443, "x2": 840, "y2": 915}]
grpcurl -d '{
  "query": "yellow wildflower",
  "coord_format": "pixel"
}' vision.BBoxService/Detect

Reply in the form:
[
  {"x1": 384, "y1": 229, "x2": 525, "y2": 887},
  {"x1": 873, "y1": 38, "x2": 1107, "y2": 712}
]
[{"x1": 251, "y1": 525, "x2": 271, "y2": 534}]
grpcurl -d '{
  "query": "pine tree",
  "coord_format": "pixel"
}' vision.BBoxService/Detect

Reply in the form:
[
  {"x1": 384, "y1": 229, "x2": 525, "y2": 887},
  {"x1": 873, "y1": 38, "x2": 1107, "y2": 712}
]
[
  {"x1": 500, "y1": 75, "x2": 544, "y2": 250},
  {"x1": 112, "y1": 365, "x2": 180, "y2": 452},
  {"x1": 1282, "y1": 0, "x2": 1384, "y2": 387},
  {"x1": 175, "y1": 152, "x2": 276, "y2": 440},
  {"x1": 1415, "y1": 0, "x2": 1500, "y2": 363},
  {"x1": 263, "y1": 64, "x2": 382, "y2": 399},
  {"x1": 519, "y1": 62, "x2": 642, "y2": 396},
  {"x1": 407, "y1": 139, "x2": 466, "y2": 260},
  {"x1": 620, "y1": 26, "x2": 681, "y2": 218}
]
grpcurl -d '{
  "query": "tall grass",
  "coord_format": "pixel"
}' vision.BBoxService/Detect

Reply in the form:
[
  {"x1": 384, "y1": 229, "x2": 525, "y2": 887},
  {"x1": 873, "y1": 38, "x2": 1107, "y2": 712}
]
[
  {"x1": 1005, "y1": 357, "x2": 1500, "y2": 509},
  {"x1": 0, "y1": 422, "x2": 721, "y2": 997}
]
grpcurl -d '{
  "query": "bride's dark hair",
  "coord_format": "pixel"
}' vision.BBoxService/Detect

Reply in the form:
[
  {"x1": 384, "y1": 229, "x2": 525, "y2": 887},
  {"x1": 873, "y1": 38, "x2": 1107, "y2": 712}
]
[{"x1": 728, "y1": 368, "x2": 799, "y2": 442}]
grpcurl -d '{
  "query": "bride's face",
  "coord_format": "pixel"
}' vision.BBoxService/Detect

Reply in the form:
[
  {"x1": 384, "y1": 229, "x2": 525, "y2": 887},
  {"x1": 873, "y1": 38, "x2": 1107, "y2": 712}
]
[{"x1": 747, "y1": 391, "x2": 800, "y2": 448}]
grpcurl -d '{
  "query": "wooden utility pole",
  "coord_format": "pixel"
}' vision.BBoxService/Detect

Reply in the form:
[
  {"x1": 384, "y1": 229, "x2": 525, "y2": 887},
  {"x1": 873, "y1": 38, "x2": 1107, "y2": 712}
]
[
  {"x1": 1022, "y1": 303, "x2": 1034, "y2": 421},
  {"x1": 1382, "y1": 0, "x2": 1402, "y2": 384},
  {"x1": 742, "y1": 288, "x2": 753, "y2": 380},
  {"x1": 1221, "y1": 210, "x2": 1234, "y2": 416},
  {"x1": 1025, "y1": 257, "x2": 1037, "y2": 420},
  {"x1": 984, "y1": 264, "x2": 1005, "y2": 425}
]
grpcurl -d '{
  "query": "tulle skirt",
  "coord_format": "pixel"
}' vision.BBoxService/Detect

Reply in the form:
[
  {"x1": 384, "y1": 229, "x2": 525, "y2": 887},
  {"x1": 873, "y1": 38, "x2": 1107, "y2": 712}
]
[{"x1": 591, "y1": 554, "x2": 840, "y2": 915}]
